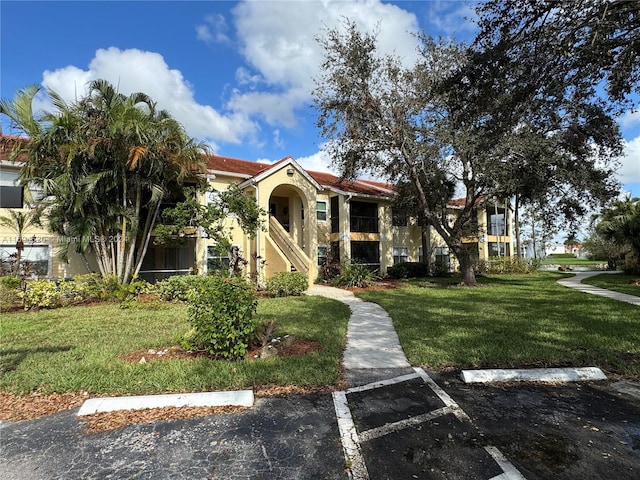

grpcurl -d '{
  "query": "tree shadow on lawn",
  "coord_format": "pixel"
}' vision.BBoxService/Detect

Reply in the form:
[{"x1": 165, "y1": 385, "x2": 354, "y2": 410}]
[{"x1": 0, "y1": 346, "x2": 73, "y2": 375}]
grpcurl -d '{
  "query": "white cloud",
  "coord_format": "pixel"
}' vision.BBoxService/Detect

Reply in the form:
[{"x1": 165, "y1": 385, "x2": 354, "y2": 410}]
[
  {"x1": 273, "y1": 129, "x2": 284, "y2": 149},
  {"x1": 196, "y1": 13, "x2": 230, "y2": 45},
  {"x1": 619, "y1": 109, "x2": 640, "y2": 128},
  {"x1": 426, "y1": 0, "x2": 478, "y2": 37},
  {"x1": 228, "y1": 0, "x2": 421, "y2": 128},
  {"x1": 618, "y1": 135, "x2": 640, "y2": 184},
  {"x1": 235, "y1": 67, "x2": 263, "y2": 88},
  {"x1": 296, "y1": 149, "x2": 335, "y2": 174},
  {"x1": 38, "y1": 47, "x2": 258, "y2": 148}
]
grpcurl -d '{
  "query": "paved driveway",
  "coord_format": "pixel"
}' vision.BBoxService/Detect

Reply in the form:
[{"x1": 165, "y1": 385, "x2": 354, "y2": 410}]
[
  {"x1": 0, "y1": 394, "x2": 347, "y2": 480},
  {"x1": 3, "y1": 372, "x2": 638, "y2": 479}
]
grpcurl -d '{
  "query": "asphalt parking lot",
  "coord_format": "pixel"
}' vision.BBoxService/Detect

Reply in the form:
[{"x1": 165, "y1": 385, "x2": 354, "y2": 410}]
[{"x1": 2, "y1": 370, "x2": 639, "y2": 479}]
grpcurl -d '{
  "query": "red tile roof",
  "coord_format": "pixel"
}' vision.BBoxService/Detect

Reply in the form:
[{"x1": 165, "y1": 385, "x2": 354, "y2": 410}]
[
  {"x1": 307, "y1": 170, "x2": 392, "y2": 197},
  {"x1": 206, "y1": 154, "x2": 393, "y2": 197},
  {"x1": 0, "y1": 135, "x2": 28, "y2": 161},
  {"x1": 206, "y1": 154, "x2": 273, "y2": 177},
  {"x1": 0, "y1": 134, "x2": 471, "y2": 206}
]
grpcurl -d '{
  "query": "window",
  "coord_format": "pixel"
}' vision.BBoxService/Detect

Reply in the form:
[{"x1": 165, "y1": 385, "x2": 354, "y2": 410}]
[
  {"x1": 207, "y1": 244, "x2": 230, "y2": 274},
  {"x1": 351, "y1": 241, "x2": 380, "y2": 267},
  {"x1": 434, "y1": 246, "x2": 450, "y2": 269},
  {"x1": 486, "y1": 208, "x2": 507, "y2": 236},
  {"x1": 316, "y1": 201, "x2": 327, "y2": 221},
  {"x1": 392, "y1": 209, "x2": 408, "y2": 227},
  {"x1": 418, "y1": 246, "x2": 424, "y2": 264},
  {"x1": 0, "y1": 244, "x2": 49, "y2": 277},
  {"x1": 0, "y1": 186, "x2": 23, "y2": 208},
  {"x1": 488, "y1": 242, "x2": 510, "y2": 257},
  {"x1": 350, "y1": 201, "x2": 378, "y2": 233},
  {"x1": 393, "y1": 246, "x2": 409, "y2": 264},
  {"x1": 0, "y1": 169, "x2": 23, "y2": 208},
  {"x1": 317, "y1": 245, "x2": 328, "y2": 266},
  {"x1": 330, "y1": 196, "x2": 339, "y2": 233}
]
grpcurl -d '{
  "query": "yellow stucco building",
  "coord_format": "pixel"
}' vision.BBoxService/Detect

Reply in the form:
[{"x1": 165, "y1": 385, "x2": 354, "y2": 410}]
[{"x1": 1, "y1": 135, "x2": 514, "y2": 284}]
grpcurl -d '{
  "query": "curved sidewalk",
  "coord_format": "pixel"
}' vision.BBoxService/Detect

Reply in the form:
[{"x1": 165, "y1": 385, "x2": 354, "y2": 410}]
[
  {"x1": 557, "y1": 271, "x2": 640, "y2": 305},
  {"x1": 306, "y1": 284, "x2": 411, "y2": 386}
]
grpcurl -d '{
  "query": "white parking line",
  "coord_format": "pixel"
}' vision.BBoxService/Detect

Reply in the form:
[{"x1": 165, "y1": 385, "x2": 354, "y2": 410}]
[
  {"x1": 346, "y1": 372, "x2": 420, "y2": 394},
  {"x1": 486, "y1": 446, "x2": 528, "y2": 480},
  {"x1": 332, "y1": 391, "x2": 369, "y2": 480},
  {"x1": 358, "y1": 406, "x2": 453, "y2": 442},
  {"x1": 333, "y1": 371, "x2": 528, "y2": 480},
  {"x1": 414, "y1": 367, "x2": 470, "y2": 421}
]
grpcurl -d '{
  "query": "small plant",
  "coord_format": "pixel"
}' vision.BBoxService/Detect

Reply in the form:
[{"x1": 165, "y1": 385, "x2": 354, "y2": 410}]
[
  {"x1": 266, "y1": 271, "x2": 308, "y2": 297},
  {"x1": 184, "y1": 276, "x2": 259, "y2": 359},
  {"x1": 317, "y1": 248, "x2": 341, "y2": 282},
  {"x1": 254, "y1": 320, "x2": 278, "y2": 348},
  {"x1": 332, "y1": 261, "x2": 377, "y2": 288},
  {"x1": 387, "y1": 262, "x2": 428, "y2": 279},
  {"x1": 20, "y1": 279, "x2": 60, "y2": 310}
]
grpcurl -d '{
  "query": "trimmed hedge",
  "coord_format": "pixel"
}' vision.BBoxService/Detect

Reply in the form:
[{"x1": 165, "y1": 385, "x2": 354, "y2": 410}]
[
  {"x1": 265, "y1": 271, "x2": 308, "y2": 297},
  {"x1": 387, "y1": 262, "x2": 428, "y2": 279}
]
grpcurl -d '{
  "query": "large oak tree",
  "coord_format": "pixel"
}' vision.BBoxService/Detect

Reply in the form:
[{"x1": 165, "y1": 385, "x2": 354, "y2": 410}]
[{"x1": 313, "y1": 21, "x2": 622, "y2": 285}]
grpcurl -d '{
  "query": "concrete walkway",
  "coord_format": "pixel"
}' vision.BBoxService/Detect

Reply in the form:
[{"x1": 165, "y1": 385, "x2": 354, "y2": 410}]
[
  {"x1": 557, "y1": 271, "x2": 640, "y2": 305},
  {"x1": 306, "y1": 284, "x2": 412, "y2": 386}
]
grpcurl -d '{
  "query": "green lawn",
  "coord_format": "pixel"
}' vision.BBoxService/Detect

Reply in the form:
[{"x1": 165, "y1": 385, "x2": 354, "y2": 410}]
[
  {"x1": 0, "y1": 296, "x2": 349, "y2": 395},
  {"x1": 541, "y1": 257, "x2": 606, "y2": 266},
  {"x1": 357, "y1": 272, "x2": 640, "y2": 378},
  {"x1": 581, "y1": 273, "x2": 640, "y2": 297}
]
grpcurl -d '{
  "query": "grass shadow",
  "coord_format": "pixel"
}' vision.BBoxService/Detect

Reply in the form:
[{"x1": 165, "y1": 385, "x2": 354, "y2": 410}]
[{"x1": 0, "y1": 346, "x2": 73, "y2": 375}]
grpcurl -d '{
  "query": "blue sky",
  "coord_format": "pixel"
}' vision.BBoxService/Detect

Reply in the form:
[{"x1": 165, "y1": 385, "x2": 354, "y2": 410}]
[{"x1": 1, "y1": 0, "x2": 639, "y2": 200}]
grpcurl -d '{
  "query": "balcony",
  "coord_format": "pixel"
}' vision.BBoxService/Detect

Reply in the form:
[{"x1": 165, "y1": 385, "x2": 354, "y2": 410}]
[{"x1": 350, "y1": 215, "x2": 379, "y2": 233}]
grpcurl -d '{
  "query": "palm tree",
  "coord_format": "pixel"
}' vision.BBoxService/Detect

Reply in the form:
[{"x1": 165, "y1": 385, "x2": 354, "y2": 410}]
[
  {"x1": 1, "y1": 80, "x2": 207, "y2": 284},
  {"x1": 595, "y1": 195, "x2": 640, "y2": 272},
  {"x1": 0, "y1": 209, "x2": 41, "y2": 275}
]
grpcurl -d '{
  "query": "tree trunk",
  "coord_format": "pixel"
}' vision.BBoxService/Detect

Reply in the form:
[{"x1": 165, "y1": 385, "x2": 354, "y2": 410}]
[
  {"x1": 122, "y1": 183, "x2": 142, "y2": 284},
  {"x1": 133, "y1": 200, "x2": 162, "y2": 280},
  {"x1": 457, "y1": 248, "x2": 477, "y2": 285},
  {"x1": 421, "y1": 225, "x2": 431, "y2": 274},
  {"x1": 80, "y1": 252, "x2": 94, "y2": 273}
]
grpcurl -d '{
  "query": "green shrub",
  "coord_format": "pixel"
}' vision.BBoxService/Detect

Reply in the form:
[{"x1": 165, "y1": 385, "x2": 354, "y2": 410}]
[
  {"x1": 0, "y1": 276, "x2": 21, "y2": 310},
  {"x1": 266, "y1": 271, "x2": 308, "y2": 297},
  {"x1": 57, "y1": 274, "x2": 151, "y2": 305},
  {"x1": 431, "y1": 260, "x2": 452, "y2": 277},
  {"x1": 475, "y1": 257, "x2": 539, "y2": 275},
  {"x1": 185, "y1": 276, "x2": 259, "y2": 359},
  {"x1": 20, "y1": 279, "x2": 60, "y2": 310},
  {"x1": 0, "y1": 275, "x2": 21, "y2": 289},
  {"x1": 623, "y1": 257, "x2": 640, "y2": 275},
  {"x1": 387, "y1": 262, "x2": 428, "y2": 279},
  {"x1": 332, "y1": 261, "x2": 377, "y2": 288},
  {"x1": 549, "y1": 253, "x2": 576, "y2": 259},
  {"x1": 156, "y1": 275, "x2": 207, "y2": 302}
]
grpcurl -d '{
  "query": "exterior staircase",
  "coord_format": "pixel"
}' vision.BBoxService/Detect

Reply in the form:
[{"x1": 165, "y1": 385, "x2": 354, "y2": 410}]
[{"x1": 268, "y1": 216, "x2": 310, "y2": 275}]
